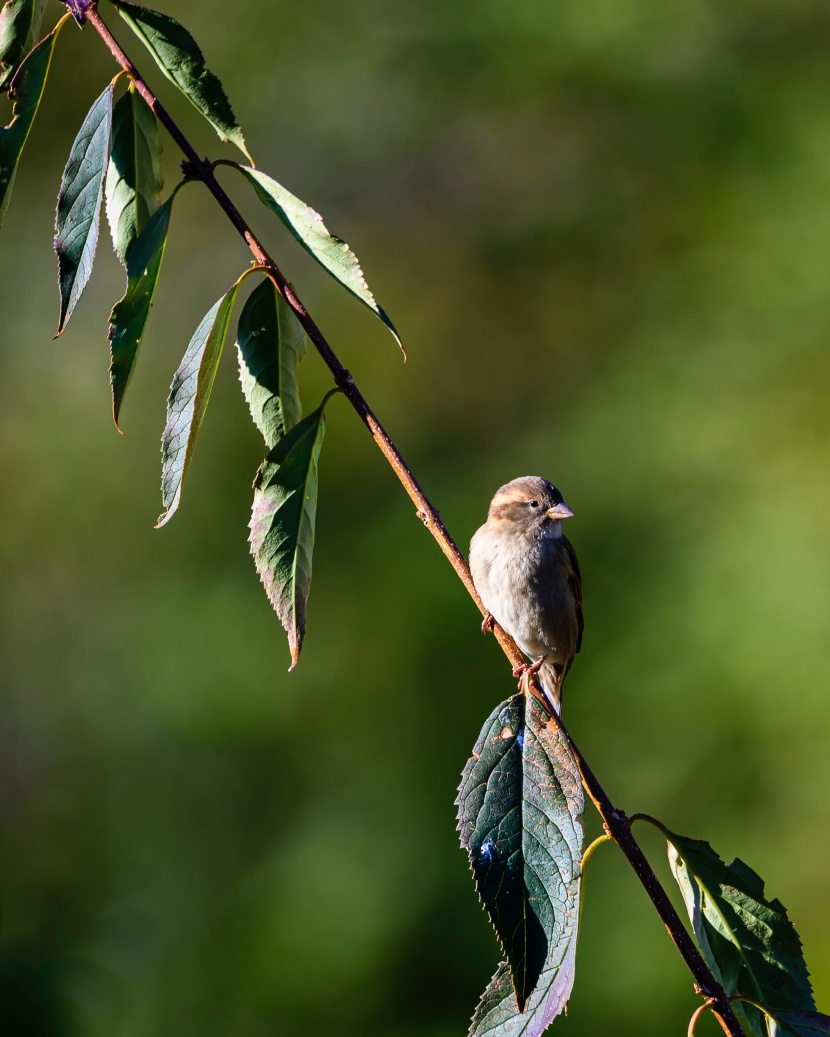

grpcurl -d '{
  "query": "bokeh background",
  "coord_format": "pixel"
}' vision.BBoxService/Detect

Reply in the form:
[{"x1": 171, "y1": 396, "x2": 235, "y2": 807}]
[{"x1": 2, "y1": 1, "x2": 830, "y2": 1034}]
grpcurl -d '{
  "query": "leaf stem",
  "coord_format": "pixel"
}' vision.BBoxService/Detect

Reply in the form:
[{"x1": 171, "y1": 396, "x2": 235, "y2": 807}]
[
  {"x1": 689, "y1": 1000, "x2": 719, "y2": 1037},
  {"x1": 78, "y1": 5, "x2": 745, "y2": 1034}
]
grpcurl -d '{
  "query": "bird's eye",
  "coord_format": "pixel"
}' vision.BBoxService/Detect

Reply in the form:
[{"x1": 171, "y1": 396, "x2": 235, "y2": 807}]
[{"x1": 528, "y1": 500, "x2": 540, "y2": 508}]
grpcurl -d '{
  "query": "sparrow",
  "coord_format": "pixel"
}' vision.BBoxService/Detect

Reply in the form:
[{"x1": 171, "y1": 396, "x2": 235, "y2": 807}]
[{"x1": 469, "y1": 476, "x2": 583, "y2": 715}]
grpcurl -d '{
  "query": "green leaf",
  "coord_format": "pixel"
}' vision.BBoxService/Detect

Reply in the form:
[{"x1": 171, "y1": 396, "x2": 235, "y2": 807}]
[
  {"x1": 54, "y1": 81, "x2": 114, "y2": 334},
  {"x1": 0, "y1": 23, "x2": 57, "y2": 227},
  {"x1": 113, "y1": 0, "x2": 250, "y2": 161},
  {"x1": 108, "y1": 189, "x2": 178, "y2": 429},
  {"x1": 157, "y1": 280, "x2": 242, "y2": 526},
  {"x1": 105, "y1": 84, "x2": 163, "y2": 266},
  {"x1": 0, "y1": 0, "x2": 45, "y2": 90},
  {"x1": 236, "y1": 277, "x2": 305, "y2": 450},
  {"x1": 249, "y1": 393, "x2": 334, "y2": 668},
  {"x1": 662, "y1": 826, "x2": 815, "y2": 1037},
  {"x1": 233, "y1": 164, "x2": 403, "y2": 352},
  {"x1": 457, "y1": 693, "x2": 584, "y2": 1033},
  {"x1": 772, "y1": 1011, "x2": 830, "y2": 1036}
]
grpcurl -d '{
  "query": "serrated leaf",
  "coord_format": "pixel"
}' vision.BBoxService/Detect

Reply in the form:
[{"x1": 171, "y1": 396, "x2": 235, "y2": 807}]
[
  {"x1": 236, "y1": 277, "x2": 305, "y2": 450},
  {"x1": 233, "y1": 164, "x2": 403, "y2": 352},
  {"x1": 105, "y1": 84, "x2": 162, "y2": 266},
  {"x1": 457, "y1": 693, "x2": 583, "y2": 1034},
  {"x1": 54, "y1": 81, "x2": 114, "y2": 334},
  {"x1": 0, "y1": 0, "x2": 45, "y2": 90},
  {"x1": 664, "y1": 826, "x2": 815, "y2": 1037},
  {"x1": 113, "y1": 0, "x2": 249, "y2": 161},
  {"x1": 0, "y1": 24, "x2": 57, "y2": 227},
  {"x1": 108, "y1": 190, "x2": 177, "y2": 428},
  {"x1": 157, "y1": 280, "x2": 242, "y2": 526},
  {"x1": 249, "y1": 394, "x2": 334, "y2": 668}
]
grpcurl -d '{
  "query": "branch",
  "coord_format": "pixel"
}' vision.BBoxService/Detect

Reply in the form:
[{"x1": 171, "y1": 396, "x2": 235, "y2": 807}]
[{"x1": 78, "y1": 5, "x2": 745, "y2": 1034}]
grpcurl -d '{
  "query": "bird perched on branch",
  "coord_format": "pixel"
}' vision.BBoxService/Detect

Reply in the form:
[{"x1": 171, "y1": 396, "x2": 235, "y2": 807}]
[{"x1": 469, "y1": 476, "x2": 583, "y2": 715}]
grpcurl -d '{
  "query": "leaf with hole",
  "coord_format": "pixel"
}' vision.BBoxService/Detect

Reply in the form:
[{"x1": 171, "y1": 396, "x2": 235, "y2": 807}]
[
  {"x1": 105, "y1": 84, "x2": 163, "y2": 266},
  {"x1": 457, "y1": 693, "x2": 583, "y2": 1034},
  {"x1": 249, "y1": 393, "x2": 334, "y2": 668},
  {"x1": 233, "y1": 164, "x2": 402, "y2": 352},
  {"x1": 54, "y1": 80, "x2": 114, "y2": 334},
  {"x1": 0, "y1": 22, "x2": 57, "y2": 227},
  {"x1": 157, "y1": 279, "x2": 242, "y2": 526},
  {"x1": 0, "y1": 0, "x2": 45, "y2": 90},
  {"x1": 108, "y1": 188, "x2": 179, "y2": 429},
  {"x1": 660, "y1": 825, "x2": 815, "y2": 1037},
  {"x1": 113, "y1": 0, "x2": 250, "y2": 161},
  {"x1": 237, "y1": 277, "x2": 305, "y2": 451}
]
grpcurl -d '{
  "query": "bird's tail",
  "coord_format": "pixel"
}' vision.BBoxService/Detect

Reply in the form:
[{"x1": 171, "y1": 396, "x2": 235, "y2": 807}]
[{"x1": 538, "y1": 661, "x2": 564, "y2": 717}]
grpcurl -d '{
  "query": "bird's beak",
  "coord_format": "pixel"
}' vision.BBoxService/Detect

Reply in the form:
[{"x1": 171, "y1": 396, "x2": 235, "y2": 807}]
[{"x1": 546, "y1": 502, "x2": 574, "y2": 521}]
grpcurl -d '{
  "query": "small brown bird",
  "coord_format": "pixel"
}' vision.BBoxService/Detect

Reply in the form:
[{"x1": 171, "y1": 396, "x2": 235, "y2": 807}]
[{"x1": 469, "y1": 476, "x2": 583, "y2": 714}]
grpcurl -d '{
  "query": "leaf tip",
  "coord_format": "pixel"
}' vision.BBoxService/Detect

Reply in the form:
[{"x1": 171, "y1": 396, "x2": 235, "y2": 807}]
[{"x1": 378, "y1": 306, "x2": 405, "y2": 358}]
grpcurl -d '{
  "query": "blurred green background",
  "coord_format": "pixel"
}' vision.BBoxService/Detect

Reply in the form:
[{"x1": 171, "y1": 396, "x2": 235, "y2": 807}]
[{"x1": 2, "y1": 0, "x2": 830, "y2": 1034}]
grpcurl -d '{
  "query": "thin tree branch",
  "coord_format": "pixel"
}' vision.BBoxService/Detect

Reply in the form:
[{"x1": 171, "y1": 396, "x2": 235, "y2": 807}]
[{"x1": 77, "y1": 4, "x2": 745, "y2": 1034}]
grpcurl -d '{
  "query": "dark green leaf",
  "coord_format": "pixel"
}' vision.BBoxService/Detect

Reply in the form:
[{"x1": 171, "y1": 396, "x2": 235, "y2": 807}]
[
  {"x1": 249, "y1": 394, "x2": 334, "y2": 668},
  {"x1": 662, "y1": 825, "x2": 814, "y2": 1037},
  {"x1": 0, "y1": 23, "x2": 57, "y2": 227},
  {"x1": 236, "y1": 277, "x2": 305, "y2": 450},
  {"x1": 157, "y1": 279, "x2": 242, "y2": 526},
  {"x1": 108, "y1": 190, "x2": 177, "y2": 429},
  {"x1": 105, "y1": 84, "x2": 162, "y2": 266},
  {"x1": 233, "y1": 165, "x2": 403, "y2": 352},
  {"x1": 0, "y1": 0, "x2": 45, "y2": 90},
  {"x1": 457, "y1": 693, "x2": 583, "y2": 1033},
  {"x1": 772, "y1": 1011, "x2": 830, "y2": 1036},
  {"x1": 113, "y1": 0, "x2": 249, "y2": 160},
  {"x1": 54, "y1": 81, "x2": 114, "y2": 334}
]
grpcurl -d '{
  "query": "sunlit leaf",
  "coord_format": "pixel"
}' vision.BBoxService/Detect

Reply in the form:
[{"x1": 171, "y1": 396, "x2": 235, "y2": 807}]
[
  {"x1": 0, "y1": 23, "x2": 57, "y2": 227},
  {"x1": 660, "y1": 825, "x2": 815, "y2": 1037},
  {"x1": 113, "y1": 0, "x2": 250, "y2": 161},
  {"x1": 105, "y1": 84, "x2": 162, "y2": 266},
  {"x1": 457, "y1": 693, "x2": 583, "y2": 1034},
  {"x1": 249, "y1": 393, "x2": 335, "y2": 668},
  {"x1": 108, "y1": 189, "x2": 178, "y2": 428},
  {"x1": 0, "y1": 0, "x2": 45, "y2": 90},
  {"x1": 54, "y1": 81, "x2": 114, "y2": 334},
  {"x1": 233, "y1": 164, "x2": 403, "y2": 352},
  {"x1": 236, "y1": 277, "x2": 305, "y2": 450},
  {"x1": 157, "y1": 279, "x2": 242, "y2": 526}
]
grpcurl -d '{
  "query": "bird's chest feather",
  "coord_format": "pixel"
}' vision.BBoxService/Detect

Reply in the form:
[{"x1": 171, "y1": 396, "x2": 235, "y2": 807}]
[{"x1": 472, "y1": 528, "x2": 574, "y2": 660}]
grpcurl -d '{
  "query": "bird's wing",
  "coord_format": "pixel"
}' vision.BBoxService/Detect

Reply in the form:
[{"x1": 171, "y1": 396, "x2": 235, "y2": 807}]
[{"x1": 562, "y1": 536, "x2": 583, "y2": 655}]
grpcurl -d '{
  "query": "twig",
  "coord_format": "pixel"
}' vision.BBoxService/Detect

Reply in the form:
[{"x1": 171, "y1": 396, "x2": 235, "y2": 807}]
[{"x1": 76, "y1": 4, "x2": 745, "y2": 1034}]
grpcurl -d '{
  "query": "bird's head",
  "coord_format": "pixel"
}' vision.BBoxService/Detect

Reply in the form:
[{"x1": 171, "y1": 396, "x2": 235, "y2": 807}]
[{"x1": 486, "y1": 476, "x2": 574, "y2": 536}]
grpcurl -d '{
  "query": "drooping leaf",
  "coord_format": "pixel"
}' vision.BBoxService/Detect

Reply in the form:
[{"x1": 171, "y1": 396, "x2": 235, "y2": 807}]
[
  {"x1": 0, "y1": 23, "x2": 57, "y2": 227},
  {"x1": 157, "y1": 280, "x2": 242, "y2": 526},
  {"x1": 249, "y1": 393, "x2": 335, "y2": 668},
  {"x1": 457, "y1": 693, "x2": 584, "y2": 1034},
  {"x1": 236, "y1": 277, "x2": 305, "y2": 450},
  {"x1": 0, "y1": 0, "x2": 45, "y2": 90},
  {"x1": 105, "y1": 84, "x2": 162, "y2": 266},
  {"x1": 233, "y1": 164, "x2": 403, "y2": 352},
  {"x1": 113, "y1": 0, "x2": 250, "y2": 161},
  {"x1": 108, "y1": 189, "x2": 178, "y2": 428},
  {"x1": 662, "y1": 825, "x2": 815, "y2": 1037},
  {"x1": 54, "y1": 81, "x2": 114, "y2": 334}
]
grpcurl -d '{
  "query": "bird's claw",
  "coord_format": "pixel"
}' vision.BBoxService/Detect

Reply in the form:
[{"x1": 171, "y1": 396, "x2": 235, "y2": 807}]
[
  {"x1": 512, "y1": 658, "x2": 545, "y2": 691},
  {"x1": 481, "y1": 611, "x2": 495, "y2": 635}
]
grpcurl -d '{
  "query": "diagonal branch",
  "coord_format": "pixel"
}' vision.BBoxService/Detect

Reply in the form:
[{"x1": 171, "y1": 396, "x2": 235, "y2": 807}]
[{"x1": 77, "y1": 4, "x2": 745, "y2": 1034}]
